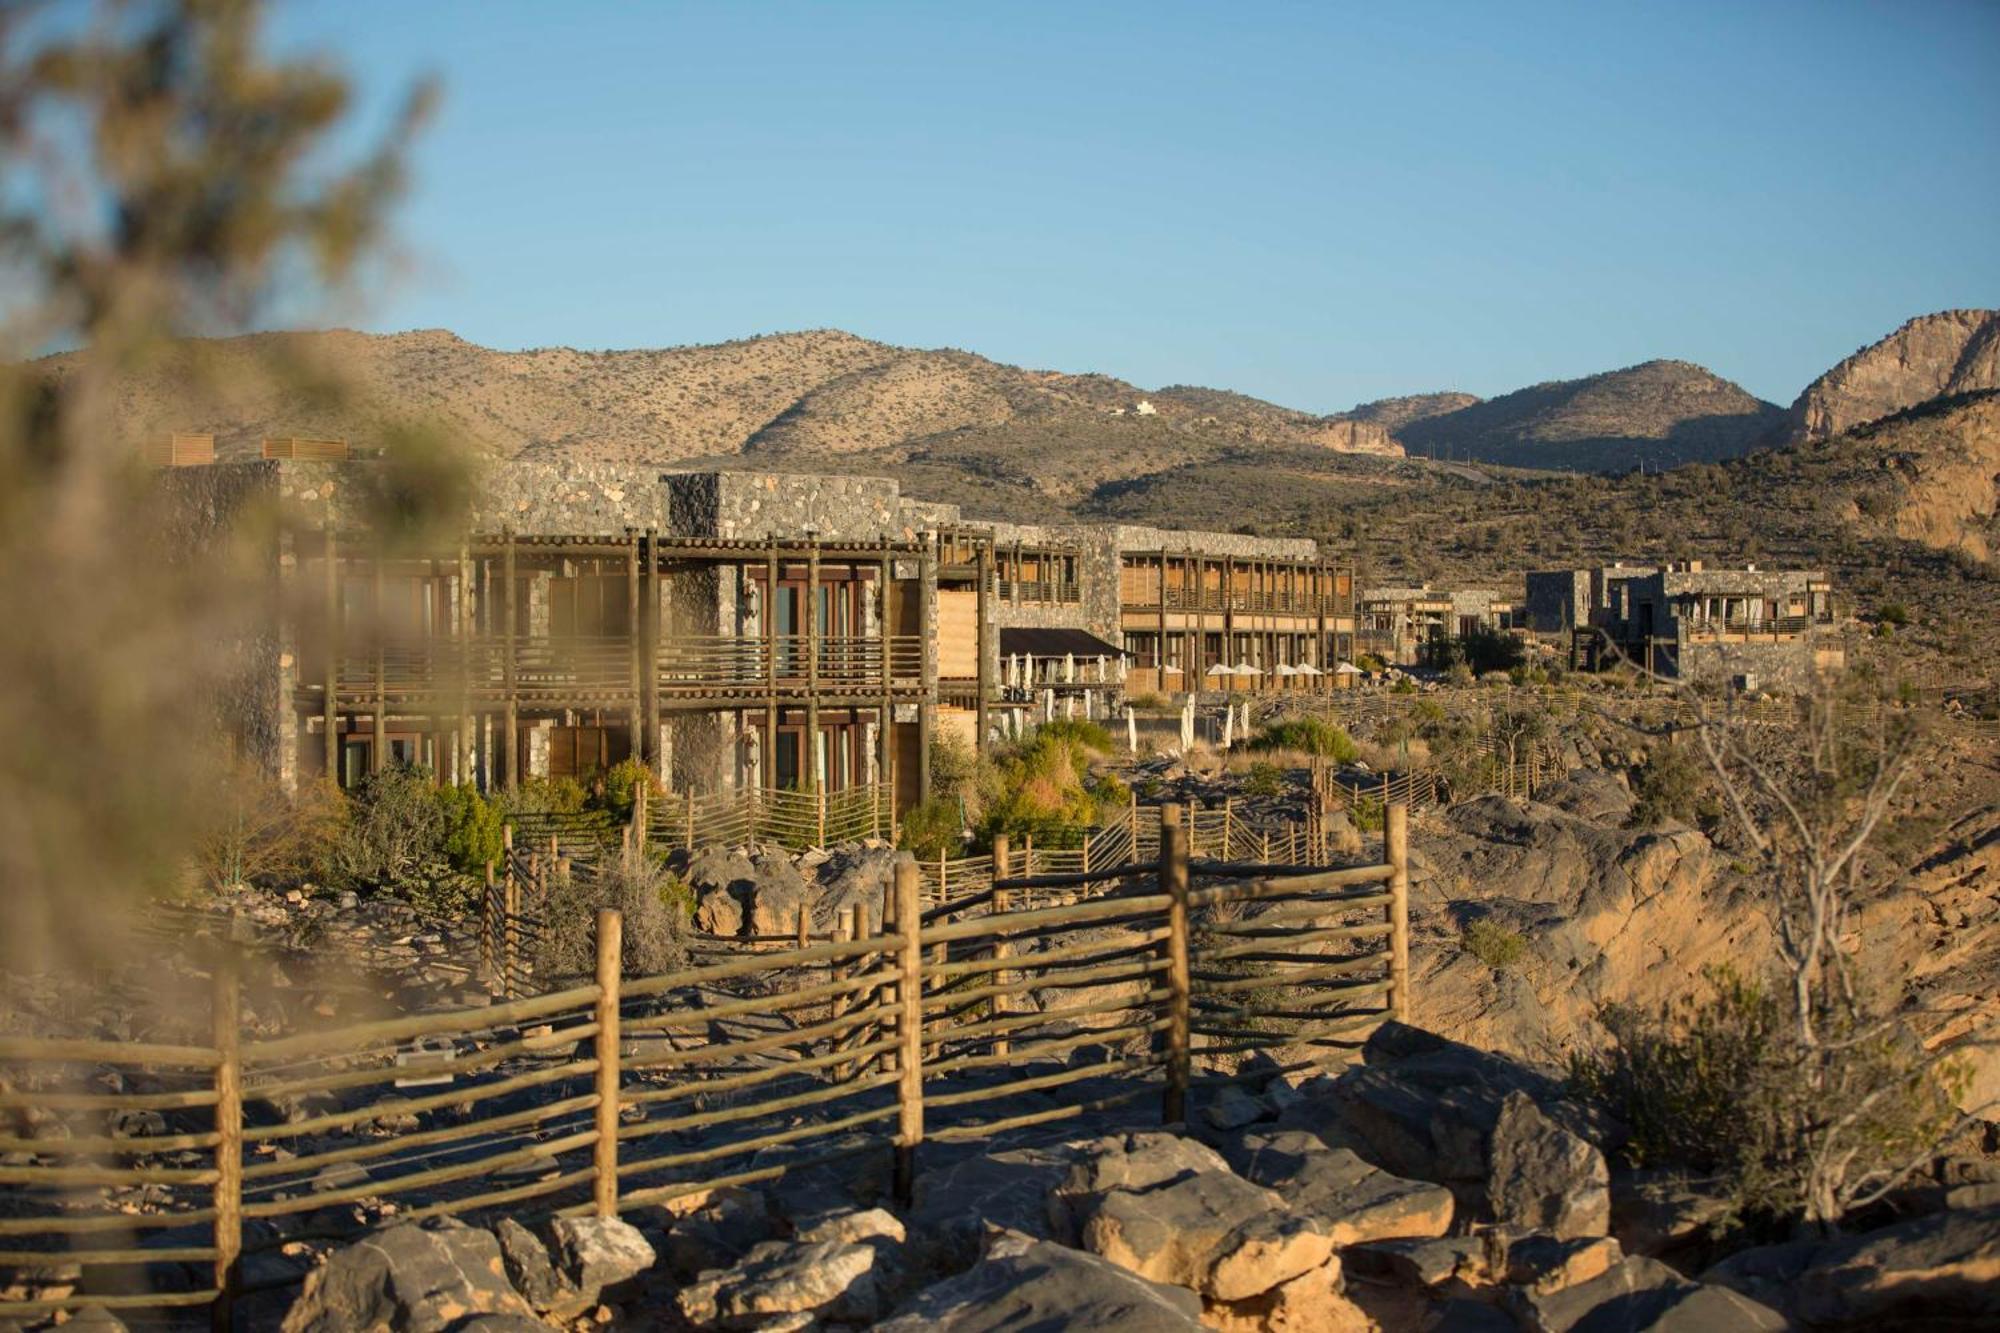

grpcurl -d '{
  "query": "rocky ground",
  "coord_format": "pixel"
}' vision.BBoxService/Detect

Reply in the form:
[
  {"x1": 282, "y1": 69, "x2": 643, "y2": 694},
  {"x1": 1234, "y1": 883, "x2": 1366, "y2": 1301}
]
[{"x1": 237, "y1": 1023, "x2": 1997, "y2": 1331}]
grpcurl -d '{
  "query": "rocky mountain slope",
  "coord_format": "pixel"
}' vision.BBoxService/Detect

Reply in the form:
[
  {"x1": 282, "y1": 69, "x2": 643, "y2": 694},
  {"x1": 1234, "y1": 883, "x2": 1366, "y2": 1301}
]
[
  {"x1": 1388, "y1": 360, "x2": 1786, "y2": 472},
  {"x1": 1337, "y1": 390, "x2": 1483, "y2": 434},
  {"x1": 41, "y1": 326, "x2": 1404, "y2": 472},
  {"x1": 1788, "y1": 308, "x2": 2000, "y2": 443}
]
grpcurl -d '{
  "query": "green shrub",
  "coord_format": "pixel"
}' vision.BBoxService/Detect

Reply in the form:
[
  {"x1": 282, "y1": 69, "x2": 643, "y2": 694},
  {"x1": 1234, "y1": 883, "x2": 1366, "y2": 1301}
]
[
  {"x1": 505, "y1": 775, "x2": 587, "y2": 817},
  {"x1": 1876, "y1": 602, "x2": 1911, "y2": 627},
  {"x1": 1035, "y1": 717, "x2": 1115, "y2": 753},
  {"x1": 333, "y1": 764, "x2": 446, "y2": 888},
  {"x1": 1631, "y1": 742, "x2": 1715, "y2": 828},
  {"x1": 1124, "y1": 690, "x2": 1169, "y2": 710},
  {"x1": 1463, "y1": 918, "x2": 1525, "y2": 970},
  {"x1": 1241, "y1": 762, "x2": 1285, "y2": 798},
  {"x1": 1355, "y1": 653, "x2": 1387, "y2": 674},
  {"x1": 599, "y1": 757, "x2": 658, "y2": 818},
  {"x1": 1349, "y1": 795, "x2": 1384, "y2": 834},
  {"x1": 898, "y1": 795, "x2": 966, "y2": 862},
  {"x1": 1248, "y1": 717, "x2": 1358, "y2": 763},
  {"x1": 436, "y1": 781, "x2": 504, "y2": 874}
]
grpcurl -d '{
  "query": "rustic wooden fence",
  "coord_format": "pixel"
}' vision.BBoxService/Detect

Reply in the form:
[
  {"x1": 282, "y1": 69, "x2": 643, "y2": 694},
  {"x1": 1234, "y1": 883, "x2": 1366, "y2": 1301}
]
[
  {"x1": 0, "y1": 804, "x2": 1408, "y2": 1326},
  {"x1": 645, "y1": 783, "x2": 893, "y2": 853}
]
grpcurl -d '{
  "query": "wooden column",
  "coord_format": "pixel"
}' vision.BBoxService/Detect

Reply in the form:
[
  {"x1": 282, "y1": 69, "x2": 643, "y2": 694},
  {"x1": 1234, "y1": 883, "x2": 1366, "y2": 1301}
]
[
  {"x1": 1158, "y1": 553, "x2": 1169, "y2": 690},
  {"x1": 371, "y1": 549, "x2": 387, "y2": 772},
  {"x1": 457, "y1": 540, "x2": 475, "y2": 786},
  {"x1": 1192, "y1": 553, "x2": 1206, "y2": 695},
  {"x1": 593, "y1": 908, "x2": 622, "y2": 1217},
  {"x1": 918, "y1": 536, "x2": 936, "y2": 799},
  {"x1": 644, "y1": 529, "x2": 661, "y2": 782},
  {"x1": 627, "y1": 530, "x2": 643, "y2": 770},
  {"x1": 1159, "y1": 803, "x2": 1191, "y2": 1125},
  {"x1": 892, "y1": 858, "x2": 924, "y2": 1206},
  {"x1": 322, "y1": 522, "x2": 340, "y2": 784},
  {"x1": 975, "y1": 539, "x2": 992, "y2": 753},
  {"x1": 806, "y1": 537, "x2": 821, "y2": 790},
  {"x1": 766, "y1": 533, "x2": 781, "y2": 790},
  {"x1": 1386, "y1": 802, "x2": 1410, "y2": 1023},
  {"x1": 876, "y1": 537, "x2": 893, "y2": 806},
  {"x1": 210, "y1": 945, "x2": 242, "y2": 1333},
  {"x1": 502, "y1": 528, "x2": 519, "y2": 792},
  {"x1": 1222, "y1": 556, "x2": 1235, "y2": 684}
]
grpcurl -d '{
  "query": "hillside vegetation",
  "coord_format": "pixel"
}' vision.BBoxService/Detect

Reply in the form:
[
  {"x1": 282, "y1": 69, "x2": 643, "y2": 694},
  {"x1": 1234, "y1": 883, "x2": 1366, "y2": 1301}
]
[{"x1": 1390, "y1": 359, "x2": 1786, "y2": 471}]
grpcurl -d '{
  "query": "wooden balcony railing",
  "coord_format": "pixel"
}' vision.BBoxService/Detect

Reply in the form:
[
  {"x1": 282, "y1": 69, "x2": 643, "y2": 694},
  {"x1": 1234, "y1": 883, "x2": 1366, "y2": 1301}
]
[
  {"x1": 1130, "y1": 588, "x2": 1348, "y2": 615},
  {"x1": 325, "y1": 633, "x2": 927, "y2": 705},
  {"x1": 997, "y1": 579, "x2": 1081, "y2": 605},
  {"x1": 655, "y1": 635, "x2": 926, "y2": 697}
]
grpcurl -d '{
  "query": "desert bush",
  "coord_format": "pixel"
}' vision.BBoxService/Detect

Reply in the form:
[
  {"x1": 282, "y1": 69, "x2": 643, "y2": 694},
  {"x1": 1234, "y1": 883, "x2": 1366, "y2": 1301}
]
[
  {"x1": 1462, "y1": 918, "x2": 1525, "y2": 970},
  {"x1": 1348, "y1": 795, "x2": 1384, "y2": 834},
  {"x1": 1248, "y1": 717, "x2": 1357, "y2": 763},
  {"x1": 192, "y1": 764, "x2": 346, "y2": 892},
  {"x1": 534, "y1": 847, "x2": 690, "y2": 980},
  {"x1": 333, "y1": 764, "x2": 447, "y2": 888},
  {"x1": 436, "y1": 782, "x2": 504, "y2": 874},
  {"x1": 978, "y1": 719, "x2": 1123, "y2": 848},
  {"x1": 1570, "y1": 967, "x2": 1965, "y2": 1227},
  {"x1": 598, "y1": 758, "x2": 659, "y2": 818},
  {"x1": 898, "y1": 795, "x2": 966, "y2": 862},
  {"x1": 504, "y1": 775, "x2": 588, "y2": 818},
  {"x1": 1630, "y1": 741, "x2": 1715, "y2": 828},
  {"x1": 1240, "y1": 762, "x2": 1285, "y2": 798}
]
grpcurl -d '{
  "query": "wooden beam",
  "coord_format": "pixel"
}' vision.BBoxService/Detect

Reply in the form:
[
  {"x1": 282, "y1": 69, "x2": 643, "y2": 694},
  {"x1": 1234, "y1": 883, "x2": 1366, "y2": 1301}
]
[{"x1": 503, "y1": 527, "x2": 518, "y2": 792}]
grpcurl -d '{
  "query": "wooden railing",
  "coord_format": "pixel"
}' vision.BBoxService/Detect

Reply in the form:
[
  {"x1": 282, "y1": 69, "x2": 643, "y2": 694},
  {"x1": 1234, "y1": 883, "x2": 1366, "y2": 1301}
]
[
  {"x1": 655, "y1": 635, "x2": 925, "y2": 696},
  {"x1": 646, "y1": 783, "x2": 893, "y2": 853},
  {"x1": 0, "y1": 805, "x2": 1407, "y2": 1323}
]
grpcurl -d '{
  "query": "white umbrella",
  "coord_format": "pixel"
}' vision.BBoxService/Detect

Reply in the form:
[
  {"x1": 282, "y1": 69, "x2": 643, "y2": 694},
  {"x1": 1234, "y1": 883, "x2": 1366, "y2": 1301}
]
[
  {"x1": 1333, "y1": 662, "x2": 1363, "y2": 676},
  {"x1": 1205, "y1": 663, "x2": 1233, "y2": 678},
  {"x1": 1180, "y1": 700, "x2": 1195, "y2": 751},
  {"x1": 1232, "y1": 663, "x2": 1261, "y2": 676},
  {"x1": 1274, "y1": 663, "x2": 1298, "y2": 677},
  {"x1": 1296, "y1": 663, "x2": 1325, "y2": 676},
  {"x1": 1222, "y1": 706, "x2": 1235, "y2": 749},
  {"x1": 1125, "y1": 705, "x2": 1138, "y2": 753}
]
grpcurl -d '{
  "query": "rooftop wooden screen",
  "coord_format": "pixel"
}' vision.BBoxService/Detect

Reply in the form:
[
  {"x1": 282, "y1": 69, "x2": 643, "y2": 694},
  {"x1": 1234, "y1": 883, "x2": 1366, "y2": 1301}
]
[
  {"x1": 261, "y1": 436, "x2": 349, "y2": 461},
  {"x1": 143, "y1": 433, "x2": 216, "y2": 466}
]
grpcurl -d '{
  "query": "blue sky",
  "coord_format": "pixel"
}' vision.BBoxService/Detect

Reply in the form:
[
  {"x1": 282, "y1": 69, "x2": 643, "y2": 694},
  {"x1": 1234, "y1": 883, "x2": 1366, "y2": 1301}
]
[{"x1": 276, "y1": 1, "x2": 2000, "y2": 411}]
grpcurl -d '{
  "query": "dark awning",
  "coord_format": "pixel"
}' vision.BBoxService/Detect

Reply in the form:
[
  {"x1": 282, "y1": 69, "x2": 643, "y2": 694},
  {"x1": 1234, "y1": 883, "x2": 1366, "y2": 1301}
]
[{"x1": 999, "y1": 627, "x2": 1130, "y2": 659}]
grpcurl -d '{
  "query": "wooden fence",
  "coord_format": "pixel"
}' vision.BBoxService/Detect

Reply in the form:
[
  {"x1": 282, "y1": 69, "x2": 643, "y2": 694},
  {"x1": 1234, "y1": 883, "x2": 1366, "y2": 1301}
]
[
  {"x1": 646, "y1": 783, "x2": 894, "y2": 853},
  {"x1": 0, "y1": 804, "x2": 1409, "y2": 1325}
]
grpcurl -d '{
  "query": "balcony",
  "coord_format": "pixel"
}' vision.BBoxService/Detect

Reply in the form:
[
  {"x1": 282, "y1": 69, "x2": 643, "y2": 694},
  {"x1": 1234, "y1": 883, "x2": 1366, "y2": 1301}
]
[
  {"x1": 313, "y1": 633, "x2": 927, "y2": 708},
  {"x1": 657, "y1": 635, "x2": 926, "y2": 700},
  {"x1": 997, "y1": 578, "x2": 1081, "y2": 605},
  {"x1": 1128, "y1": 588, "x2": 1347, "y2": 615}
]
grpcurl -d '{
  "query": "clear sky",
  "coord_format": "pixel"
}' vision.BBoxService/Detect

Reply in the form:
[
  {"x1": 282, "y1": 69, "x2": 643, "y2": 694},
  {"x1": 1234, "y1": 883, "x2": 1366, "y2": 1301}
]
[{"x1": 276, "y1": 0, "x2": 2000, "y2": 411}]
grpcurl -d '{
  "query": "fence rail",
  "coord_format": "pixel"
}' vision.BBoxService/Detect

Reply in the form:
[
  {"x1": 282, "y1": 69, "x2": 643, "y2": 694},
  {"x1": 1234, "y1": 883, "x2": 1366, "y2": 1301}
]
[{"x1": 0, "y1": 804, "x2": 1408, "y2": 1325}]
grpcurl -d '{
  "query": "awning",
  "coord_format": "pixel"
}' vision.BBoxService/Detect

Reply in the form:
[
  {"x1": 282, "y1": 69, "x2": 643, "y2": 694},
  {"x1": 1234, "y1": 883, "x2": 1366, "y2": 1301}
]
[{"x1": 998, "y1": 627, "x2": 1131, "y2": 658}]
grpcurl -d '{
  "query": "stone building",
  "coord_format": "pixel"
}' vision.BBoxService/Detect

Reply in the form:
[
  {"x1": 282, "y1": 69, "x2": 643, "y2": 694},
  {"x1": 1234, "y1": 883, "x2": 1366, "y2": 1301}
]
[
  {"x1": 1569, "y1": 560, "x2": 1844, "y2": 690},
  {"x1": 161, "y1": 458, "x2": 1356, "y2": 811},
  {"x1": 1357, "y1": 584, "x2": 1510, "y2": 665}
]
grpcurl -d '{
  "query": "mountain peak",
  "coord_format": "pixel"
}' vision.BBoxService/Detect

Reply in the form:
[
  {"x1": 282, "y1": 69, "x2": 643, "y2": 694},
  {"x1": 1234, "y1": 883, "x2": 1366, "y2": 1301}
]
[{"x1": 1788, "y1": 309, "x2": 2000, "y2": 443}]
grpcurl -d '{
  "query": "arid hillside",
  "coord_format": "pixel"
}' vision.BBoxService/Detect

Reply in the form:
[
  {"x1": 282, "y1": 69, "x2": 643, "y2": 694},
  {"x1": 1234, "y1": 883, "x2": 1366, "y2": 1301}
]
[
  {"x1": 1787, "y1": 308, "x2": 2000, "y2": 443},
  {"x1": 1388, "y1": 359, "x2": 1786, "y2": 471},
  {"x1": 39, "y1": 326, "x2": 1404, "y2": 473}
]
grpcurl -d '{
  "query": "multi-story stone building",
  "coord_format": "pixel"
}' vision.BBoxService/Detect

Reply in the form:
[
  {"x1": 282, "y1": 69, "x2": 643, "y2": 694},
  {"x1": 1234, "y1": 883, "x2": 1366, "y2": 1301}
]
[
  {"x1": 1357, "y1": 584, "x2": 1511, "y2": 665},
  {"x1": 161, "y1": 458, "x2": 1356, "y2": 811},
  {"x1": 1542, "y1": 558, "x2": 1844, "y2": 690}
]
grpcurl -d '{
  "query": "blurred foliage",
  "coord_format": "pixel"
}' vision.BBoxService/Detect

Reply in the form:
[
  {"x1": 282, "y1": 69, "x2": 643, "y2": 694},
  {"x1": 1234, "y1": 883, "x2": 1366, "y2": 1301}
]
[{"x1": 0, "y1": 0, "x2": 443, "y2": 967}]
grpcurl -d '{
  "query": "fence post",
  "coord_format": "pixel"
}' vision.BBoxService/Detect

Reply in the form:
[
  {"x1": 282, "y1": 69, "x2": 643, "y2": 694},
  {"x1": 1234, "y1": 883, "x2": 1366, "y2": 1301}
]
[
  {"x1": 503, "y1": 848, "x2": 520, "y2": 1001},
  {"x1": 817, "y1": 786, "x2": 828, "y2": 847},
  {"x1": 1159, "y1": 803, "x2": 1191, "y2": 1125},
  {"x1": 686, "y1": 788, "x2": 696, "y2": 850},
  {"x1": 1386, "y1": 803, "x2": 1410, "y2": 1024},
  {"x1": 892, "y1": 858, "x2": 924, "y2": 1207},
  {"x1": 481, "y1": 860, "x2": 497, "y2": 988},
  {"x1": 593, "y1": 908, "x2": 622, "y2": 1217},
  {"x1": 991, "y1": 833, "x2": 1011, "y2": 1060},
  {"x1": 1223, "y1": 797, "x2": 1233, "y2": 858},
  {"x1": 211, "y1": 944, "x2": 242, "y2": 1333},
  {"x1": 796, "y1": 903, "x2": 810, "y2": 952},
  {"x1": 1023, "y1": 832, "x2": 1033, "y2": 877}
]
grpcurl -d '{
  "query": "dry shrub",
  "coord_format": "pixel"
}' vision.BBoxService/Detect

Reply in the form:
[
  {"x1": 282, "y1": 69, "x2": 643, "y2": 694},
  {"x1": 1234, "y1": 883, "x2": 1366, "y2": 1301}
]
[
  {"x1": 535, "y1": 848, "x2": 691, "y2": 981},
  {"x1": 191, "y1": 761, "x2": 345, "y2": 892}
]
